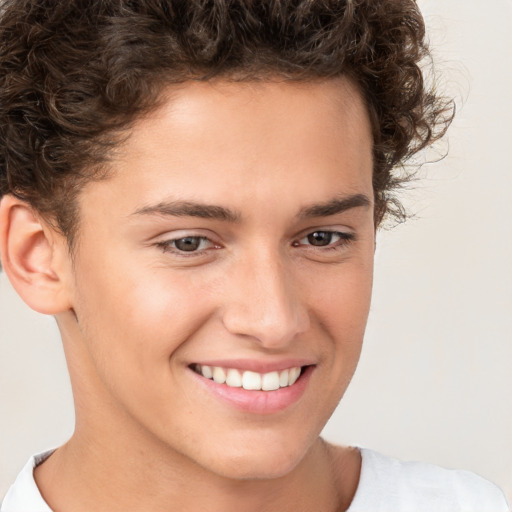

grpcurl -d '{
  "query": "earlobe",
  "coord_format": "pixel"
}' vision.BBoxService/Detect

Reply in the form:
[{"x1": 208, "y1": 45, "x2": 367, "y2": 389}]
[{"x1": 0, "y1": 195, "x2": 72, "y2": 315}]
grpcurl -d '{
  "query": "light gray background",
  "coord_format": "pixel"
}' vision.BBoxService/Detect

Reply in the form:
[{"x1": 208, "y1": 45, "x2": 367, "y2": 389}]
[{"x1": 1, "y1": 0, "x2": 511, "y2": 503}]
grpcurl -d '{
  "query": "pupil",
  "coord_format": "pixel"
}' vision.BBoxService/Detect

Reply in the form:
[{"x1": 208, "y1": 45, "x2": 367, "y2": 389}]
[
  {"x1": 307, "y1": 231, "x2": 332, "y2": 246},
  {"x1": 175, "y1": 237, "x2": 200, "y2": 251}
]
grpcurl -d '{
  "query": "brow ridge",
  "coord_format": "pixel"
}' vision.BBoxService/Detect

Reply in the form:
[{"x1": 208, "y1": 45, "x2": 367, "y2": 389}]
[
  {"x1": 132, "y1": 193, "x2": 371, "y2": 222},
  {"x1": 132, "y1": 201, "x2": 241, "y2": 222},
  {"x1": 298, "y1": 193, "x2": 372, "y2": 219}
]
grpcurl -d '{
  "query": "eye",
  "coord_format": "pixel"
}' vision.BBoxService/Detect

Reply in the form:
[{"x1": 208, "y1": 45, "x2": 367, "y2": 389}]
[
  {"x1": 156, "y1": 236, "x2": 216, "y2": 254},
  {"x1": 294, "y1": 230, "x2": 355, "y2": 249}
]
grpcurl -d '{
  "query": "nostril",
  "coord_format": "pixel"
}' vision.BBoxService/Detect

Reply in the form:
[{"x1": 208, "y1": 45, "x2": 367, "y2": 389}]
[{"x1": 221, "y1": 306, "x2": 309, "y2": 349}]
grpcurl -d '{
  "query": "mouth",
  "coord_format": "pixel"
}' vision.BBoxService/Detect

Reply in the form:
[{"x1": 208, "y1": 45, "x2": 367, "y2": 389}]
[
  {"x1": 190, "y1": 363, "x2": 304, "y2": 391},
  {"x1": 187, "y1": 360, "x2": 314, "y2": 414}
]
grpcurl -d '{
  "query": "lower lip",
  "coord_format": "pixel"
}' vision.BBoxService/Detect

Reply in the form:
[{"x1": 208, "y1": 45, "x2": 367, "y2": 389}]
[{"x1": 190, "y1": 366, "x2": 314, "y2": 415}]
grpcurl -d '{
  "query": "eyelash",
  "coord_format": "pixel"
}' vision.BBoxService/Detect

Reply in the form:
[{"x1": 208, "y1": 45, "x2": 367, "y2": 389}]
[
  {"x1": 293, "y1": 231, "x2": 355, "y2": 251},
  {"x1": 155, "y1": 230, "x2": 355, "y2": 256},
  {"x1": 155, "y1": 236, "x2": 217, "y2": 256}
]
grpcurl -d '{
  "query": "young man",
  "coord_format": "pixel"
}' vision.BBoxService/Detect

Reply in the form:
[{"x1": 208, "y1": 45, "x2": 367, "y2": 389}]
[{"x1": 0, "y1": 1, "x2": 509, "y2": 511}]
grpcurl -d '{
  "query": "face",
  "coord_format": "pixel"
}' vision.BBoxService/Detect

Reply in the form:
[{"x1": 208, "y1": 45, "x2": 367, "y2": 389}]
[{"x1": 62, "y1": 78, "x2": 375, "y2": 480}]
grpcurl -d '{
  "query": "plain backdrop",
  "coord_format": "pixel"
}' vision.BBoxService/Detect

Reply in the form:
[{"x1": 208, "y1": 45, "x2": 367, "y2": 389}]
[{"x1": 1, "y1": 0, "x2": 511, "y2": 503}]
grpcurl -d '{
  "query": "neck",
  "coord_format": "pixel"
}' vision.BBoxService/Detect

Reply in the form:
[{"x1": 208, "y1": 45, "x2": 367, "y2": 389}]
[{"x1": 34, "y1": 428, "x2": 359, "y2": 512}]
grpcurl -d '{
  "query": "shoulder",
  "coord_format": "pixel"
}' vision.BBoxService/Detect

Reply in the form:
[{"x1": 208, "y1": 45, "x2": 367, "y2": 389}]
[
  {"x1": 1, "y1": 450, "x2": 54, "y2": 512},
  {"x1": 347, "y1": 448, "x2": 509, "y2": 512}
]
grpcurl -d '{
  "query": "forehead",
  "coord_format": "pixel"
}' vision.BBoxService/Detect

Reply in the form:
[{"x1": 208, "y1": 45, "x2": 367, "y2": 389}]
[
  {"x1": 78, "y1": 78, "x2": 373, "y2": 220},
  {"x1": 136, "y1": 78, "x2": 371, "y2": 161}
]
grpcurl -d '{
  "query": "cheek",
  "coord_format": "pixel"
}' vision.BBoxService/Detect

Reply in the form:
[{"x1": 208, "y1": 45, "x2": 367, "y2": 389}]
[
  {"x1": 70, "y1": 265, "x2": 219, "y2": 431},
  {"x1": 306, "y1": 256, "x2": 373, "y2": 386},
  {"x1": 72, "y1": 250, "x2": 216, "y2": 385},
  {"x1": 311, "y1": 257, "x2": 373, "y2": 330}
]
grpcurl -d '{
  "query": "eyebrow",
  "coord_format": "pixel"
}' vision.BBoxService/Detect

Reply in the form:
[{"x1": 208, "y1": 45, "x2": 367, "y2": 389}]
[
  {"x1": 298, "y1": 193, "x2": 371, "y2": 219},
  {"x1": 131, "y1": 193, "x2": 371, "y2": 222},
  {"x1": 132, "y1": 201, "x2": 241, "y2": 222}
]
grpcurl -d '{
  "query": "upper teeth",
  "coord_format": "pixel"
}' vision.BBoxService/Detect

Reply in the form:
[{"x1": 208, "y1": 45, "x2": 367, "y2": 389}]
[{"x1": 195, "y1": 365, "x2": 302, "y2": 391}]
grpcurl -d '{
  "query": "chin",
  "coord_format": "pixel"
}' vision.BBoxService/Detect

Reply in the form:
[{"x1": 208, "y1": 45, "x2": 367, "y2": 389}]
[{"x1": 195, "y1": 436, "x2": 313, "y2": 481}]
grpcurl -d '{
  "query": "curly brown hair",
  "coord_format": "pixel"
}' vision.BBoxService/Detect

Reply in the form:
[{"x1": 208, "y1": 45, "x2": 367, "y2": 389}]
[{"x1": 0, "y1": 0, "x2": 453, "y2": 248}]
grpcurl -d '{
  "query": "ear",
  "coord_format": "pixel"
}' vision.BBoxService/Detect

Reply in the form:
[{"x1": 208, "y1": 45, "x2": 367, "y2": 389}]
[{"x1": 0, "y1": 194, "x2": 72, "y2": 314}]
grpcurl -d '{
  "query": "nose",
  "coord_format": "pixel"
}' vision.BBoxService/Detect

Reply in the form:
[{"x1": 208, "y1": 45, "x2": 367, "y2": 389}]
[{"x1": 221, "y1": 250, "x2": 310, "y2": 349}]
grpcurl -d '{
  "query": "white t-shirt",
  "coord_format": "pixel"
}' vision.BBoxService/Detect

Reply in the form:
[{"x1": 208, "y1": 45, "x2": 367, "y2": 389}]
[{"x1": 1, "y1": 448, "x2": 509, "y2": 512}]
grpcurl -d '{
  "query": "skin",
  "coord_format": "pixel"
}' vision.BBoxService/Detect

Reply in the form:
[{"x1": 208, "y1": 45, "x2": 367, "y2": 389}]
[{"x1": 0, "y1": 77, "x2": 375, "y2": 512}]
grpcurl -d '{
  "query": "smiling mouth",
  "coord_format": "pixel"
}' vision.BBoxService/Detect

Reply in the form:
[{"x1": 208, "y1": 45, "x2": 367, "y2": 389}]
[{"x1": 190, "y1": 364, "x2": 304, "y2": 391}]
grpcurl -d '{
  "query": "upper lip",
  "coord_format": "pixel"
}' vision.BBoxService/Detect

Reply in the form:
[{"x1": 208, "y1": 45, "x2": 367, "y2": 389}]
[{"x1": 189, "y1": 358, "x2": 316, "y2": 374}]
